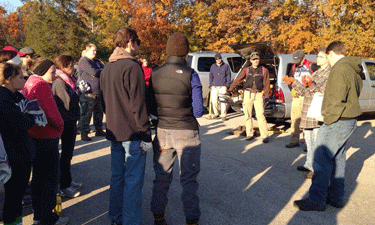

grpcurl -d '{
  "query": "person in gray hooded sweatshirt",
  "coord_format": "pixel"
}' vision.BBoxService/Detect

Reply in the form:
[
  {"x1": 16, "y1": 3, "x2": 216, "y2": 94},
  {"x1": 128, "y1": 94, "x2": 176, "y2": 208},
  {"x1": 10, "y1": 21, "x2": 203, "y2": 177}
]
[{"x1": 100, "y1": 27, "x2": 151, "y2": 225}]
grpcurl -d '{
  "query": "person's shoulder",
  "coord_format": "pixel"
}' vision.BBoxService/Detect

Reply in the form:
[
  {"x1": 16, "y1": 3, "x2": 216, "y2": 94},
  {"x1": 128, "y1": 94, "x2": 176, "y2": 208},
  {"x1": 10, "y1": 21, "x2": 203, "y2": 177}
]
[
  {"x1": 0, "y1": 87, "x2": 12, "y2": 102},
  {"x1": 78, "y1": 57, "x2": 88, "y2": 63},
  {"x1": 52, "y1": 77, "x2": 65, "y2": 87}
]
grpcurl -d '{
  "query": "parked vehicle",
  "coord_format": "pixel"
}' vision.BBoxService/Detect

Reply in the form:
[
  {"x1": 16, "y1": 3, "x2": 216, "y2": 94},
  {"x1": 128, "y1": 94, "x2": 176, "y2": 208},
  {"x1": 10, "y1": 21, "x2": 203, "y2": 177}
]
[
  {"x1": 219, "y1": 42, "x2": 375, "y2": 119},
  {"x1": 186, "y1": 51, "x2": 245, "y2": 104}
]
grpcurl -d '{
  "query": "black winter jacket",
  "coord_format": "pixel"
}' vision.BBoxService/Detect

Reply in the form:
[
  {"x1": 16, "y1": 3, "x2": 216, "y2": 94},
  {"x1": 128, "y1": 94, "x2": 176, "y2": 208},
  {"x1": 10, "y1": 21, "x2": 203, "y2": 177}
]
[{"x1": 0, "y1": 87, "x2": 35, "y2": 166}]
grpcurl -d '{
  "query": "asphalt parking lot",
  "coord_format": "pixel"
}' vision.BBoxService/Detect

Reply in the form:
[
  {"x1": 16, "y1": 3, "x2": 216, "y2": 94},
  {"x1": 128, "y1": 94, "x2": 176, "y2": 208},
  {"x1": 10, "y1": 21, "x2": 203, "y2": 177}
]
[{"x1": 1, "y1": 112, "x2": 375, "y2": 225}]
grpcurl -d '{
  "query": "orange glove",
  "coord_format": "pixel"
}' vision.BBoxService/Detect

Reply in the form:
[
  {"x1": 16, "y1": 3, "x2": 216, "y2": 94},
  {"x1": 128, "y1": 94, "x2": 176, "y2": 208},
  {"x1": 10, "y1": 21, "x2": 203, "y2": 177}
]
[
  {"x1": 302, "y1": 75, "x2": 313, "y2": 87},
  {"x1": 282, "y1": 76, "x2": 295, "y2": 85}
]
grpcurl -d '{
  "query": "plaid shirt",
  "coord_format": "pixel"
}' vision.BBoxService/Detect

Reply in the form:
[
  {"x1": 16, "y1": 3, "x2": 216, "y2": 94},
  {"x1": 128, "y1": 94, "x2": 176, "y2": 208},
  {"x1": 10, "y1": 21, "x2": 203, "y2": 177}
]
[{"x1": 292, "y1": 65, "x2": 331, "y2": 129}]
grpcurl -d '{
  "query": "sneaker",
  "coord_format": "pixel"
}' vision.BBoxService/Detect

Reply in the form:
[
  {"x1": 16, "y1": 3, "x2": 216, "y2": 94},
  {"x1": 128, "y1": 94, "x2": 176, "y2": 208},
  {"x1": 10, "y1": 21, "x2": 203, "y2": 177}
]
[
  {"x1": 60, "y1": 187, "x2": 81, "y2": 198},
  {"x1": 262, "y1": 137, "x2": 269, "y2": 143},
  {"x1": 55, "y1": 216, "x2": 69, "y2": 225},
  {"x1": 81, "y1": 134, "x2": 92, "y2": 141},
  {"x1": 286, "y1": 142, "x2": 300, "y2": 148},
  {"x1": 293, "y1": 198, "x2": 326, "y2": 211},
  {"x1": 71, "y1": 181, "x2": 83, "y2": 190},
  {"x1": 326, "y1": 198, "x2": 344, "y2": 208},
  {"x1": 296, "y1": 166, "x2": 311, "y2": 172},
  {"x1": 95, "y1": 130, "x2": 106, "y2": 137}
]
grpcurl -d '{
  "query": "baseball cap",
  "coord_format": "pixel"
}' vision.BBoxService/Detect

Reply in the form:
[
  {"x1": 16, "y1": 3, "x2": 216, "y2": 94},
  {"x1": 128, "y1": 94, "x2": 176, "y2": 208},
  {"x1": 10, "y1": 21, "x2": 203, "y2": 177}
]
[
  {"x1": 293, "y1": 50, "x2": 305, "y2": 64},
  {"x1": 20, "y1": 47, "x2": 36, "y2": 55},
  {"x1": 2, "y1": 46, "x2": 26, "y2": 57},
  {"x1": 215, "y1": 53, "x2": 222, "y2": 60}
]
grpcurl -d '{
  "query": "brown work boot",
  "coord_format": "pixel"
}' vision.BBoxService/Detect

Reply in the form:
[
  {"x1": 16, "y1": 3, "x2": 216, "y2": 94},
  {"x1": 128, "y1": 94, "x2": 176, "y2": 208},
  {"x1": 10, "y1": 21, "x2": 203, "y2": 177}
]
[
  {"x1": 286, "y1": 142, "x2": 300, "y2": 148},
  {"x1": 81, "y1": 133, "x2": 92, "y2": 141},
  {"x1": 306, "y1": 171, "x2": 314, "y2": 179}
]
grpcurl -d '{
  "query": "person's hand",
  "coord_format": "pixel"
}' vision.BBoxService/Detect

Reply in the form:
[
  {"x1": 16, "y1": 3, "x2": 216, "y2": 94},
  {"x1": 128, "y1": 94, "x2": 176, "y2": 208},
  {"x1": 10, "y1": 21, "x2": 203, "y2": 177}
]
[
  {"x1": 140, "y1": 141, "x2": 152, "y2": 153},
  {"x1": 302, "y1": 75, "x2": 313, "y2": 87}
]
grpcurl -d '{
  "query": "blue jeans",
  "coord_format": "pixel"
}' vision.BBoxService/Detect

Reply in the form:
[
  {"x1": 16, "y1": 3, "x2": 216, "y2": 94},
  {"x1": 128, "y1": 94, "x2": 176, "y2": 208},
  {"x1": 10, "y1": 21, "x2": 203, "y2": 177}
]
[
  {"x1": 109, "y1": 140, "x2": 146, "y2": 225},
  {"x1": 303, "y1": 128, "x2": 319, "y2": 171},
  {"x1": 309, "y1": 119, "x2": 357, "y2": 205}
]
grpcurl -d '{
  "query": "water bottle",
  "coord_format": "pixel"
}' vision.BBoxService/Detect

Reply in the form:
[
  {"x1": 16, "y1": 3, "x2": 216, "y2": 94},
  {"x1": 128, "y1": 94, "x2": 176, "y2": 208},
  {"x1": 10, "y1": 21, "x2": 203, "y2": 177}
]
[{"x1": 53, "y1": 195, "x2": 62, "y2": 217}]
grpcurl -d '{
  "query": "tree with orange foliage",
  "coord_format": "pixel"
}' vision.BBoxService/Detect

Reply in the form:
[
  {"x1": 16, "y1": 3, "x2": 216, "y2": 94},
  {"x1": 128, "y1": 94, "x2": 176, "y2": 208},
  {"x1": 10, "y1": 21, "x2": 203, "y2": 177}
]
[{"x1": 0, "y1": 6, "x2": 23, "y2": 47}]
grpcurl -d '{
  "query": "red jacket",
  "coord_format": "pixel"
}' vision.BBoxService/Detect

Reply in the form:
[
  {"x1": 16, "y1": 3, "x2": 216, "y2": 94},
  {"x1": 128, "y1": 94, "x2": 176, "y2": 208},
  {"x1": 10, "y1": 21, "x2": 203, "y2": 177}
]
[{"x1": 22, "y1": 75, "x2": 64, "y2": 139}]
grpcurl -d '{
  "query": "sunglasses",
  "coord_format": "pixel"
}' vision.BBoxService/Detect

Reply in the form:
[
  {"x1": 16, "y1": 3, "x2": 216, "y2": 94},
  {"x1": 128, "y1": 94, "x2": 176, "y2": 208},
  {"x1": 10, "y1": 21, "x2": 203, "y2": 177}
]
[{"x1": 250, "y1": 52, "x2": 259, "y2": 58}]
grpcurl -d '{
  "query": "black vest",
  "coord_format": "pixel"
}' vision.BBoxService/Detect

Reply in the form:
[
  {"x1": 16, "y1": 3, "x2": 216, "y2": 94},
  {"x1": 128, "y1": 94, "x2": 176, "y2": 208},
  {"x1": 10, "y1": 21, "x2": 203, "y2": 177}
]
[
  {"x1": 151, "y1": 56, "x2": 199, "y2": 130},
  {"x1": 243, "y1": 66, "x2": 264, "y2": 91}
]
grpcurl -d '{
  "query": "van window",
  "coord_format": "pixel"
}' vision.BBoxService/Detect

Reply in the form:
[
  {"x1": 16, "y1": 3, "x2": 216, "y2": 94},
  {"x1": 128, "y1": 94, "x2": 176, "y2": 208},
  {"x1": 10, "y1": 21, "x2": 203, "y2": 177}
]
[
  {"x1": 186, "y1": 55, "x2": 193, "y2": 67},
  {"x1": 365, "y1": 62, "x2": 375, "y2": 80},
  {"x1": 197, "y1": 57, "x2": 215, "y2": 72},
  {"x1": 227, "y1": 57, "x2": 245, "y2": 73}
]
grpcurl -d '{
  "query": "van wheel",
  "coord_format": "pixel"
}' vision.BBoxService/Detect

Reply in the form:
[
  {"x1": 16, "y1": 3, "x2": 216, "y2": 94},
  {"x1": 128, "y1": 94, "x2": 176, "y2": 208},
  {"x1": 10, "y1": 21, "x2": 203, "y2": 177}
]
[{"x1": 266, "y1": 117, "x2": 277, "y2": 123}]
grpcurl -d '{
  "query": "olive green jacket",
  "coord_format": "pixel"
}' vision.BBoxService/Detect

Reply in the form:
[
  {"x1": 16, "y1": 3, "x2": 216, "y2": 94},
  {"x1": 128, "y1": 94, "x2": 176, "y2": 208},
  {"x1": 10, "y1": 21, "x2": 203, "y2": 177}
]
[{"x1": 322, "y1": 56, "x2": 363, "y2": 125}]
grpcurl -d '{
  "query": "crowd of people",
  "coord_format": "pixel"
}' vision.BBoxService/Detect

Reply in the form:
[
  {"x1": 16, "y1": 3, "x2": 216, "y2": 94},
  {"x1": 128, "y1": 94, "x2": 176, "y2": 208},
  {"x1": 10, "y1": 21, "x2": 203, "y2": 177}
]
[{"x1": 0, "y1": 25, "x2": 363, "y2": 225}]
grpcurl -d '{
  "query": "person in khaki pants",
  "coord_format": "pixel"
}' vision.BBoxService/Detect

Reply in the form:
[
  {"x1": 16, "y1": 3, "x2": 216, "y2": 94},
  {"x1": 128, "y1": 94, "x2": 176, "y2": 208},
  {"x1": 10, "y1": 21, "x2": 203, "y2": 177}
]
[{"x1": 229, "y1": 52, "x2": 270, "y2": 143}]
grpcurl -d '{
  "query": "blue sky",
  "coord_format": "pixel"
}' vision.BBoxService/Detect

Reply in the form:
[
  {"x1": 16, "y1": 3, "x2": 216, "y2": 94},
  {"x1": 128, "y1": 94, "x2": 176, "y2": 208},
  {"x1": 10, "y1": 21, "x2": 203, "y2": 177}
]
[{"x1": 1, "y1": 0, "x2": 23, "y2": 12}]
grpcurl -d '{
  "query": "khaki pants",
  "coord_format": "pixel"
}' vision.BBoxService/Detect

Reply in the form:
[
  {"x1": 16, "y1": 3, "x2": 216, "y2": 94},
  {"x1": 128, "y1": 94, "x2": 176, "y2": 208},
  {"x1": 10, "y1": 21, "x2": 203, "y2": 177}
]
[
  {"x1": 289, "y1": 96, "x2": 304, "y2": 144},
  {"x1": 211, "y1": 86, "x2": 227, "y2": 118},
  {"x1": 242, "y1": 91, "x2": 269, "y2": 138}
]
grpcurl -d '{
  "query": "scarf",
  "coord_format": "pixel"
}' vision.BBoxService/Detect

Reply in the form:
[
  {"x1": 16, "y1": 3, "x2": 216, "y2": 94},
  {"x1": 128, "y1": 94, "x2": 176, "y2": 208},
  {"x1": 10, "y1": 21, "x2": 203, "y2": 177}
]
[{"x1": 56, "y1": 69, "x2": 79, "y2": 94}]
